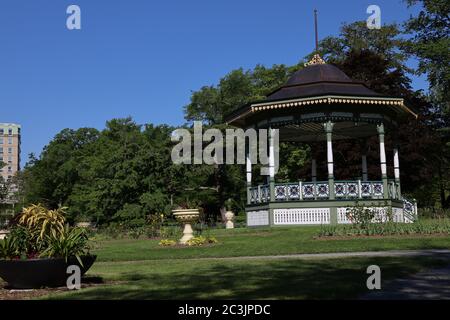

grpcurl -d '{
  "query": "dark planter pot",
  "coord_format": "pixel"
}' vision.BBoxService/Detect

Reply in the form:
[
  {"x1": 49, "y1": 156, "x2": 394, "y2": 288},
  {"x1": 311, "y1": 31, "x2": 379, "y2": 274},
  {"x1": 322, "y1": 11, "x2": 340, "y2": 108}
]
[{"x1": 0, "y1": 255, "x2": 96, "y2": 289}]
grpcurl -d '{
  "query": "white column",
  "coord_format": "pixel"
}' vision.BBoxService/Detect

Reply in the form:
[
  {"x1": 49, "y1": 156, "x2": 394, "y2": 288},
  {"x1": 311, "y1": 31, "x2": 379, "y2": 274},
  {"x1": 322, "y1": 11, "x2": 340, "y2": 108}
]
[
  {"x1": 324, "y1": 121, "x2": 335, "y2": 200},
  {"x1": 246, "y1": 153, "x2": 252, "y2": 184},
  {"x1": 269, "y1": 128, "x2": 275, "y2": 180},
  {"x1": 377, "y1": 123, "x2": 389, "y2": 198},
  {"x1": 393, "y1": 147, "x2": 400, "y2": 181},
  {"x1": 326, "y1": 137, "x2": 334, "y2": 178},
  {"x1": 361, "y1": 155, "x2": 368, "y2": 181},
  {"x1": 393, "y1": 145, "x2": 401, "y2": 199},
  {"x1": 246, "y1": 146, "x2": 252, "y2": 205},
  {"x1": 311, "y1": 159, "x2": 317, "y2": 182}
]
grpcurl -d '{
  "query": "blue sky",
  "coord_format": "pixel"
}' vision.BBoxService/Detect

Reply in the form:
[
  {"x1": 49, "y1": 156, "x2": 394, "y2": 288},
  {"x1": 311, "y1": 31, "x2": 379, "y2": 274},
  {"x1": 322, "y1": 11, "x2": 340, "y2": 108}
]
[{"x1": 0, "y1": 0, "x2": 426, "y2": 165}]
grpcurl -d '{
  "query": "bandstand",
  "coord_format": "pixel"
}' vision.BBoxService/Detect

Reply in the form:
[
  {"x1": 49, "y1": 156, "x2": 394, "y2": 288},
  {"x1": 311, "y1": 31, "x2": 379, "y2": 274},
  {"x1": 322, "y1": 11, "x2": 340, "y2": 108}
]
[{"x1": 225, "y1": 55, "x2": 418, "y2": 227}]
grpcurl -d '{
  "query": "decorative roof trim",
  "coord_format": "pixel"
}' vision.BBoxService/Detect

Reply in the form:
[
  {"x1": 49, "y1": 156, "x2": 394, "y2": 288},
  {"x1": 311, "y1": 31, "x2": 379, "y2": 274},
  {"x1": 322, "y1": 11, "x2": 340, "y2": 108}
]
[
  {"x1": 248, "y1": 95, "x2": 417, "y2": 117},
  {"x1": 304, "y1": 54, "x2": 326, "y2": 66}
]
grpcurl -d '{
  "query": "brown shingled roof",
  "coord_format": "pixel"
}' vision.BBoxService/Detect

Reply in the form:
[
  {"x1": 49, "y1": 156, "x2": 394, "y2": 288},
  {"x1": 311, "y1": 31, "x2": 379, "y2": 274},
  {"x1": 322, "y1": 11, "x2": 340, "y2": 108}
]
[{"x1": 266, "y1": 63, "x2": 382, "y2": 101}]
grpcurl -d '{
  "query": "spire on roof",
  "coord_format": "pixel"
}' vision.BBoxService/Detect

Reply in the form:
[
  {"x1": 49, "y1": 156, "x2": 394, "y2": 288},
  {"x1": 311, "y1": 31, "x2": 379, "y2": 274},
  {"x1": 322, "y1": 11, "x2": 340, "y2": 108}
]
[
  {"x1": 304, "y1": 54, "x2": 326, "y2": 66},
  {"x1": 304, "y1": 10, "x2": 326, "y2": 67}
]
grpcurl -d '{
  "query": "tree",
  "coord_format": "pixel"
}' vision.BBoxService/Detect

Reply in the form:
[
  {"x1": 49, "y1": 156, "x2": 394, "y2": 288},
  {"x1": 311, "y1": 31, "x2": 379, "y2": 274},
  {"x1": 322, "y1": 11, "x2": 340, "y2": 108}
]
[
  {"x1": 404, "y1": 0, "x2": 450, "y2": 111},
  {"x1": 184, "y1": 64, "x2": 300, "y2": 124},
  {"x1": 316, "y1": 21, "x2": 410, "y2": 72},
  {"x1": 183, "y1": 64, "x2": 306, "y2": 218},
  {"x1": 404, "y1": 0, "x2": 450, "y2": 207}
]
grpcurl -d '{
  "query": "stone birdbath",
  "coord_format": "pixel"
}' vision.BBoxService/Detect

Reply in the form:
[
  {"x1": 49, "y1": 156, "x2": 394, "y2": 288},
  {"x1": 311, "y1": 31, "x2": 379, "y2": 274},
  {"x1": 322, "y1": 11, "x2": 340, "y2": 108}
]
[{"x1": 172, "y1": 209, "x2": 200, "y2": 244}]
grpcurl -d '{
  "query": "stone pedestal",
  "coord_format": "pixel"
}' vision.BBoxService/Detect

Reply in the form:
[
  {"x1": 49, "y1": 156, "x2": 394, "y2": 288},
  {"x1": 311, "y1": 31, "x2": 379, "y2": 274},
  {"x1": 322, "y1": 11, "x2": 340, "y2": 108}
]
[
  {"x1": 225, "y1": 211, "x2": 235, "y2": 229},
  {"x1": 172, "y1": 209, "x2": 200, "y2": 244}
]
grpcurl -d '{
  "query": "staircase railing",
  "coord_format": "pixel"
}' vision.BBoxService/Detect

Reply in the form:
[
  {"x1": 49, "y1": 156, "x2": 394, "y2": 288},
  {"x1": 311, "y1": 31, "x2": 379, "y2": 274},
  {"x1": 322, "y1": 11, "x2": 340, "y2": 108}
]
[{"x1": 403, "y1": 197, "x2": 418, "y2": 222}]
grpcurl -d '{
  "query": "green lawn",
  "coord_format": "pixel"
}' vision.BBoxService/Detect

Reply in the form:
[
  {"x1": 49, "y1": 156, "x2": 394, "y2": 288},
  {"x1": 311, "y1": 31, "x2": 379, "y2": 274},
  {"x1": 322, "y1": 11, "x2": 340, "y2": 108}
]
[
  {"x1": 44, "y1": 256, "x2": 448, "y2": 299},
  {"x1": 91, "y1": 226, "x2": 450, "y2": 262},
  {"x1": 4, "y1": 225, "x2": 450, "y2": 299}
]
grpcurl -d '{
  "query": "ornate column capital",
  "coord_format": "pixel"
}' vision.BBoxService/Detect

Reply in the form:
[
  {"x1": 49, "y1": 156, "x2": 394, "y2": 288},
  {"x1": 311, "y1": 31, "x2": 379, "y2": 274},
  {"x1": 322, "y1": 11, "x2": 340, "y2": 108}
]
[
  {"x1": 376, "y1": 123, "x2": 385, "y2": 135},
  {"x1": 323, "y1": 121, "x2": 334, "y2": 133}
]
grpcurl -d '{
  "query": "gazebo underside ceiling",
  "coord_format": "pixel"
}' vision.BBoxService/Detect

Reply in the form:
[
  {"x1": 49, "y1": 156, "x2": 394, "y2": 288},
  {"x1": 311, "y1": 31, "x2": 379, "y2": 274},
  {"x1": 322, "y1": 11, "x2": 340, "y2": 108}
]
[{"x1": 277, "y1": 121, "x2": 378, "y2": 142}]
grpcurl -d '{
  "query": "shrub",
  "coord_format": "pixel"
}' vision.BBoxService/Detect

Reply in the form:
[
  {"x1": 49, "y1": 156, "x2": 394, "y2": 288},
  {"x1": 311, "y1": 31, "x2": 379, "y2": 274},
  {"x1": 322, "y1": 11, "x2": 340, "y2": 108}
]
[
  {"x1": 345, "y1": 203, "x2": 375, "y2": 228},
  {"x1": 0, "y1": 204, "x2": 91, "y2": 261},
  {"x1": 146, "y1": 213, "x2": 165, "y2": 238},
  {"x1": 158, "y1": 239, "x2": 177, "y2": 246},
  {"x1": 318, "y1": 218, "x2": 450, "y2": 237},
  {"x1": 19, "y1": 204, "x2": 66, "y2": 239},
  {"x1": 186, "y1": 236, "x2": 218, "y2": 246},
  {"x1": 41, "y1": 225, "x2": 90, "y2": 263},
  {"x1": 158, "y1": 225, "x2": 181, "y2": 239}
]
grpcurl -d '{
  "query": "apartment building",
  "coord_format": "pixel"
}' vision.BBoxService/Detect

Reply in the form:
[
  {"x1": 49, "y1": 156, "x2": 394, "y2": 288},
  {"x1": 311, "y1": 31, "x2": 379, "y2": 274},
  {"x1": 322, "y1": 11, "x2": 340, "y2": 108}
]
[{"x1": 0, "y1": 123, "x2": 21, "y2": 181}]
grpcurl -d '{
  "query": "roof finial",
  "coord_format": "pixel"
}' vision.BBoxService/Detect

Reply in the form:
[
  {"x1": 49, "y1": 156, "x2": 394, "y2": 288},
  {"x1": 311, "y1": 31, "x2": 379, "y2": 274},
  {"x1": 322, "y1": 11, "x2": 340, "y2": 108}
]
[
  {"x1": 304, "y1": 9, "x2": 326, "y2": 67},
  {"x1": 314, "y1": 9, "x2": 319, "y2": 53}
]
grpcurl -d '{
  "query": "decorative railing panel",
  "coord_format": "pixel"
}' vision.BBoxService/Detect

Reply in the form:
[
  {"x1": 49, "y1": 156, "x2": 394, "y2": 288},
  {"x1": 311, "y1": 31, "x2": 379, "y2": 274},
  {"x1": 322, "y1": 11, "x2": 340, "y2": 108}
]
[
  {"x1": 387, "y1": 180, "x2": 401, "y2": 200},
  {"x1": 249, "y1": 180, "x2": 395, "y2": 204},
  {"x1": 249, "y1": 185, "x2": 270, "y2": 204},
  {"x1": 403, "y1": 197, "x2": 417, "y2": 222}
]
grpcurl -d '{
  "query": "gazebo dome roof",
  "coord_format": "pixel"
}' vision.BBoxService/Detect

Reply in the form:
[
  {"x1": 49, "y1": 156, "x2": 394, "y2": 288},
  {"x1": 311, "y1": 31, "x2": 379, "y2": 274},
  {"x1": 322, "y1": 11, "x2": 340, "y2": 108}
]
[
  {"x1": 266, "y1": 60, "x2": 381, "y2": 101},
  {"x1": 224, "y1": 54, "x2": 417, "y2": 129},
  {"x1": 286, "y1": 63, "x2": 351, "y2": 85}
]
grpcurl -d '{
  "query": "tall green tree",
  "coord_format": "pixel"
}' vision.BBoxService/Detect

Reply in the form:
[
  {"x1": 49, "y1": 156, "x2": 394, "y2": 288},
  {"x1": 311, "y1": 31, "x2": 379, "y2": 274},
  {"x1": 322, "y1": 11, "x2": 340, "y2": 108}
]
[
  {"x1": 184, "y1": 64, "x2": 300, "y2": 124},
  {"x1": 404, "y1": 0, "x2": 450, "y2": 207}
]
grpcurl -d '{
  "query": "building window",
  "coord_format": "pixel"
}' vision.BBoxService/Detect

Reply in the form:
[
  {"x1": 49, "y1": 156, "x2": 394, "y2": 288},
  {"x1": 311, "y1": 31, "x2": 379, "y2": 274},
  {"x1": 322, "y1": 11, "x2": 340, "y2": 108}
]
[
  {"x1": 8, "y1": 137, "x2": 12, "y2": 144},
  {"x1": 8, "y1": 129, "x2": 12, "y2": 135},
  {"x1": 0, "y1": 138, "x2": 3, "y2": 145},
  {"x1": 0, "y1": 129, "x2": 3, "y2": 135},
  {"x1": 8, "y1": 147, "x2": 12, "y2": 154}
]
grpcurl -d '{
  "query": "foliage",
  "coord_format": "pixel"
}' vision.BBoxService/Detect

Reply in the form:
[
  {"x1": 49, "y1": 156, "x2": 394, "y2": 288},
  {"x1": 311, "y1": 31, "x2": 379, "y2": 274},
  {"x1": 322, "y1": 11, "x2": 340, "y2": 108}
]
[
  {"x1": 403, "y1": 0, "x2": 450, "y2": 208},
  {"x1": 404, "y1": 0, "x2": 450, "y2": 109},
  {"x1": 19, "y1": 204, "x2": 66, "y2": 239},
  {"x1": 318, "y1": 218, "x2": 450, "y2": 237},
  {"x1": 345, "y1": 202, "x2": 393, "y2": 228},
  {"x1": 345, "y1": 205, "x2": 376, "y2": 228},
  {"x1": 186, "y1": 236, "x2": 218, "y2": 246},
  {"x1": 40, "y1": 225, "x2": 90, "y2": 263},
  {"x1": 184, "y1": 64, "x2": 300, "y2": 125},
  {"x1": 146, "y1": 213, "x2": 165, "y2": 238},
  {"x1": 418, "y1": 207, "x2": 450, "y2": 219},
  {"x1": 316, "y1": 21, "x2": 410, "y2": 72},
  {"x1": 0, "y1": 204, "x2": 91, "y2": 261},
  {"x1": 158, "y1": 239, "x2": 177, "y2": 247},
  {"x1": 0, "y1": 237, "x2": 19, "y2": 259},
  {"x1": 22, "y1": 121, "x2": 185, "y2": 225}
]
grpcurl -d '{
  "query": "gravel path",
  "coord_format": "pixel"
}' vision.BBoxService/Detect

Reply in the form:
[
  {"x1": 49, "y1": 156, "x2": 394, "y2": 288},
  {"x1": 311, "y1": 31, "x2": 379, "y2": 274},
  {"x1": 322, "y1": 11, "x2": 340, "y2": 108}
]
[{"x1": 180, "y1": 249, "x2": 450, "y2": 261}]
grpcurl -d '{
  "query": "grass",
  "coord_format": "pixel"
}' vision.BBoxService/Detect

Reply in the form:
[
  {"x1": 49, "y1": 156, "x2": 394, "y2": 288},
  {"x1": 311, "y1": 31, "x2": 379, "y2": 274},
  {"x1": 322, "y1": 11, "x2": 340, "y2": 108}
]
[
  {"x1": 91, "y1": 225, "x2": 450, "y2": 262},
  {"x1": 1, "y1": 224, "x2": 449, "y2": 299},
  {"x1": 43, "y1": 256, "x2": 448, "y2": 300}
]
